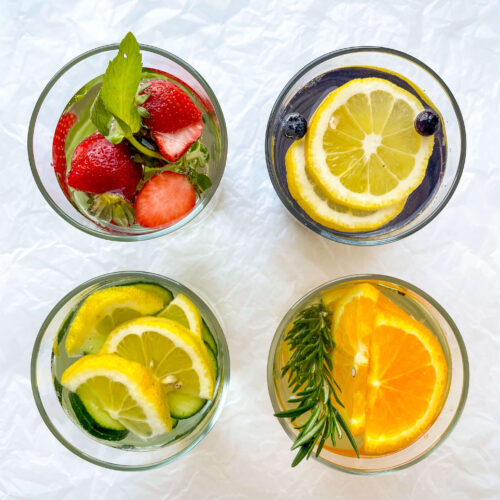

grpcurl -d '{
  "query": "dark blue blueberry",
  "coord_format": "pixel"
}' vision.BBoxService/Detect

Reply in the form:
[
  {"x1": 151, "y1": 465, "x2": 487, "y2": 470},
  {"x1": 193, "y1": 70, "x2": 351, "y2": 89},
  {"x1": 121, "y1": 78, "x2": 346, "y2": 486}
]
[
  {"x1": 282, "y1": 113, "x2": 307, "y2": 139},
  {"x1": 414, "y1": 109, "x2": 440, "y2": 136}
]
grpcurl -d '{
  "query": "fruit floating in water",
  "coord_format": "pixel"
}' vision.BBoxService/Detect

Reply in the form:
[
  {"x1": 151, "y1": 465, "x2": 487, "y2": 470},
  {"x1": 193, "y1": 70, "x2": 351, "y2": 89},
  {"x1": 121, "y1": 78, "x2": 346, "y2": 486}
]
[
  {"x1": 282, "y1": 113, "x2": 307, "y2": 139},
  {"x1": 414, "y1": 109, "x2": 441, "y2": 136}
]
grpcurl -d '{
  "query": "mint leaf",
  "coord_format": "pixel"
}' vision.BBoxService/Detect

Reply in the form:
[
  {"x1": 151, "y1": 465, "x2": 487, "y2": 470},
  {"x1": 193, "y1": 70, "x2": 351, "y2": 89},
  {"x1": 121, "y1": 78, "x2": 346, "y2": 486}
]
[
  {"x1": 196, "y1": 173, "x2": 212, "y2": 192},
  {"x1": 185, "y1": 141, "x2": 209, "y2": 169},
  {"x1": 100, "y1": 32, "x2": 143, "y2": 134},
  {"x1": 90, "y1": 95, "x2": 112, "y2": 136}
]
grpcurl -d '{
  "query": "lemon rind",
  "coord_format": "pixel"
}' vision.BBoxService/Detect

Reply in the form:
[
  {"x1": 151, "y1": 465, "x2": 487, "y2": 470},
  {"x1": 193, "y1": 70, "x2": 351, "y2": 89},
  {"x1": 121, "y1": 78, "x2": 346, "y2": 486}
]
[
  {"x1": 286, "y1": 139, "x2": 406, "y2": 232},
  {"x1": 305, "y1": 78, "x2": 434, "y2": 209},
  {"x1": 65, "y1": 286, "x2": 164, "y2": 356},
  {"x1": 61, "y1": 354, "x2": 172, "y2": 436},
  {"x1": 164, "y1": 294, "x2": 203, "y2": 340},
  {"x1": 100, "y1": 317, "x2": 214, "y2": 399}
]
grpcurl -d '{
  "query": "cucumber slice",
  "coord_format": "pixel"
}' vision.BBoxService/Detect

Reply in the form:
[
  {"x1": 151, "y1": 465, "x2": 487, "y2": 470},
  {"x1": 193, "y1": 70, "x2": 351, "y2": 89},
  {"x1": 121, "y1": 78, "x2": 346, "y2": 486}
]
[
  {"x1": 54, "y1": 307, "x2": 78, "y2": 355},
  {"x1": 201, "y1": 320, "x2": 217, "y2": 355},
  {"x1": 204, "y1": 341, "x2": 218, "y2": 378},
  {"x1": 76, "y1": 385, "x2": 125, "y2": 431},
  {"x1": 54, "y1": 378, "x2": 64, "y2": 404},
  {"x1": 167, "y1": 391, "x2": 207, "y2": 419},
  {"x1": 69, "y1": 391, "x2": 128, "y2": 441},
  {"x1": 128, "y1": 282, "x2": 174, "y2": 307}
]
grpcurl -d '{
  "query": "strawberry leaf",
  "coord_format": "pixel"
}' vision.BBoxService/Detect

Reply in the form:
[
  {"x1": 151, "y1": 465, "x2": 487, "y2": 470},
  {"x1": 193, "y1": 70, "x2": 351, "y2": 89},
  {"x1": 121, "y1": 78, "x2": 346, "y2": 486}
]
[
  {"x1": 137, "y1": 106, "x2": 151, "y2": 118},
  {"x1": 100, "y1": 32, "x2": 143, "y2": 134},
  {"x1": 135, "y1": 93, "x2": 150, "y2": 105},
  {"x1": 88, "y1": 193, "x2": 135, "y2": 227},
  {"x1": 106, "y1": 118, "x2": 127, "y2": 144}
]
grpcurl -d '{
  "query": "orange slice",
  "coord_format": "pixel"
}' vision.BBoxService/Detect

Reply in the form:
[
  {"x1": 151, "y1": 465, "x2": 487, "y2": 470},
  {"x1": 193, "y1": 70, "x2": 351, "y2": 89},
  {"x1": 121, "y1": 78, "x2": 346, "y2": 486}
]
[
  {"x1": 331, "y1": 284, "x2": 380, "y2": 434},
  {"x1": 364, "y1": 309, "x2": 448, "y2": 453}
]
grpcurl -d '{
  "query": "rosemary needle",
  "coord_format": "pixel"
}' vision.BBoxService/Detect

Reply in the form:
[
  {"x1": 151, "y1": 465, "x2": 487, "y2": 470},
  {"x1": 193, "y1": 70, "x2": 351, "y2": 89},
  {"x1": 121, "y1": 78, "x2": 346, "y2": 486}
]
[{"x1": 274, "y1": 302, "x2": 359, "y2": 467}]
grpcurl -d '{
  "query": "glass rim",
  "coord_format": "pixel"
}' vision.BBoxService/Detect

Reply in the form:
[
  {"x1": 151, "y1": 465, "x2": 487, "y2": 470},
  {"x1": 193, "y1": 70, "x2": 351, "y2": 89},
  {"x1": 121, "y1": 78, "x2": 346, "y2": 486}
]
[
  {"x1": 266, "y1": 273, "x2": 469, "y2": 474},
  {"x1": 31, "y1": 271, "x2": 230, "y2": 471},
  {"x1": 265, "y1": 46, "x2": 467, "y2": 246},
  {"x1": 27, "y1": 43, "x2": 228, "y2": 242}
]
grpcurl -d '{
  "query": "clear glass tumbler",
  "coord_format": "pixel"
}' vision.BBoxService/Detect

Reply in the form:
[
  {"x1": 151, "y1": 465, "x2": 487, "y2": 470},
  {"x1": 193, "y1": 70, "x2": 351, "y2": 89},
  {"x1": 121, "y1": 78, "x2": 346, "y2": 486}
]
[
  {"x1": 265, "y1": 47, "x2": 466, "y2": 245},
  {"x1": 28, "y1": 44, "x2": 227, "y2": 241},
  {"x1": 267, "y1": 274, "x2": 468, "y2": 473},
  {"x1": 31, "y1": 271, "x2": 230, "y2": 470}
]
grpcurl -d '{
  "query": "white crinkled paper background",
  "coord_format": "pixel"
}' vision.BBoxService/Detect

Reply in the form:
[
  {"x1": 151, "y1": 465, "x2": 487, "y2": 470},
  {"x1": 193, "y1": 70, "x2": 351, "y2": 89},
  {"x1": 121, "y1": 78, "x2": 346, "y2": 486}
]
[{"x1": 1, "y1": 0, "x2": 499, "y2": 498}]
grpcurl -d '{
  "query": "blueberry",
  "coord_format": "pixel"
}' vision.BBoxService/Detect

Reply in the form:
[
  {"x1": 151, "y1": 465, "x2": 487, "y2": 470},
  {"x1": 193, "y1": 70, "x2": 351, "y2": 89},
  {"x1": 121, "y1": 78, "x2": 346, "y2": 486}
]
[
  {"x1": 414, "y1": 109, "x2": 440, "y2": 136},
  {"x1": 282, "y1": 113, "x2": 307, "y2": 139}
]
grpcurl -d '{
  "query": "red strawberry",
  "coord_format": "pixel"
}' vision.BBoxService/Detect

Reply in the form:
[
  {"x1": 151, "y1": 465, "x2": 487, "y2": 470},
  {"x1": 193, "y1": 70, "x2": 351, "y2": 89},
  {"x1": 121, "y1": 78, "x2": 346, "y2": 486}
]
[
  {"x1": 141, "y1": 79, "x2": 203, "y2": 162},
  {"x1": 67, "y1": 132, "x2": 142, "y2": 201},
  {"x1": 143, "y1": 68, "x2": 214, "y2": 113},
  {"x1": 52, "y1": 112, "x2": 77, "y2": 198},
  {"x1": 135, "y1": 171, "x2": 196, "y2": 228}
]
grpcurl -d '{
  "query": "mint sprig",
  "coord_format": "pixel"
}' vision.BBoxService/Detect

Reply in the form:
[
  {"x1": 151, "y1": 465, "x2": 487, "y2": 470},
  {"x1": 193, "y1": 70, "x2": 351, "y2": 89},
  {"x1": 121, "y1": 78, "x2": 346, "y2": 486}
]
[
  {"x1": 88, "y1": 33, "x2": 212, "y2": 195},
  {"x1": 100, "y1": 32, "x2": 142, "y2": 136},
  {"x1": 90, "y1": 95, "x2": 111, "y2": 136},
  {"x1": 136, "y1": 141, "x2": 211, "y2": 194},
  {"x1": 171, "y1": 141, "x2": 212, "y2": 193},
  {"x1": 90, "y1": 32, "x2": 163, "y2": 159}
]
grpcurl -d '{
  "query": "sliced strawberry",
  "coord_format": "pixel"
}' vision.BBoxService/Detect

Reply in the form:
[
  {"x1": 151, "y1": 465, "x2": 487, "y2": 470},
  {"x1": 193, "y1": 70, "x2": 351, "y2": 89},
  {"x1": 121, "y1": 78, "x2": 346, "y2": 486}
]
[
  {"x1": 135, "y1": 171, "x2": 196, "y2": 228},
  {"x1": 153, "y1": 121, "x2": 204, "y2": 162},
  {"x1": 141, "y1": 79, "x2": 203, "y2": 162},
  {"x1": 68, "y1": 132, "x2": 142, "y2": 201},
  {"x1": 52, "y1": 112, "x2": 77, "y2": 198}
]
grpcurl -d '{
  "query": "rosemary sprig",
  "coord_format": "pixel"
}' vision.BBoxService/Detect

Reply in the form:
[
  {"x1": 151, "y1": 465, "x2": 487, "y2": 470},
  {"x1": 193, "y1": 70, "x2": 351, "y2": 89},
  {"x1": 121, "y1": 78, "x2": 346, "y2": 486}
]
[{"x1": 274, "y1": 302, "x2": 359, "y2": 467}]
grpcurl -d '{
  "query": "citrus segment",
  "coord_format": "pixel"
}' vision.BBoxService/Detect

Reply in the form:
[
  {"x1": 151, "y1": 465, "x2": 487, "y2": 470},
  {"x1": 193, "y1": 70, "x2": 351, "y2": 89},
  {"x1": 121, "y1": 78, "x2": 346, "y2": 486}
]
[
  {"x1": 100, "y1": 316, "x2": 214, "y2": 399},
  {"x1": 364, "y1": 309, "x2": 447, "y2": 453},
  {"x1": 331, "y1": 284, "x2": 380, "y2": 434},
  {"x1": 65, "y1": 286, "x2": 165, "y2": 356},
  {"x1": 61, "y1": 353, "x2": 172, "y2": 437},
  {"x1": 158, "y1": 293, "x2": 202, "y2": 341},
  {"x1": 306, "y1": 78, "x2": 434, "y2": 209},
  {"x1": 286, "y1": 139, "x2": 405, "y2": 232}
]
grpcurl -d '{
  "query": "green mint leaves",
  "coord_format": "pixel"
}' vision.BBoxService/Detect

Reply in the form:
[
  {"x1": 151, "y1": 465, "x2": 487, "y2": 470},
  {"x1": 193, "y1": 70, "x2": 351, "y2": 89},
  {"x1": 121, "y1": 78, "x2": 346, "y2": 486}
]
[
  {"x1": 172, "y1": 141, "x2": 212, "y2": 193},
  {"x1": 90, "y1": 95, "x2": 111, "y2": 136},
  {"x1": 136, "y1": 141, "x2": 211, "y2": 194},
  {"x1": 91, "y1": 32, "x2": 143, "y2": 143},
  {"x1": 88, "y1": 32, "x2": 213, "y2": 195}
]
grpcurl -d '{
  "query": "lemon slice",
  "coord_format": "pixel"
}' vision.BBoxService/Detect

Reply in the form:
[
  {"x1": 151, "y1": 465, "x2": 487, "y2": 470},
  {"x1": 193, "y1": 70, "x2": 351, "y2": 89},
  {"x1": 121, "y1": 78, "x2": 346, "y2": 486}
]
[
  {"x1": 158, "y1": 294, "x2": 202, "y2": 340},
  {"x1": 61, "y1": 354, "x2": 172, "y2": 438},
  {"x1": 100, "y1": 316, "x2": 214, "y2": 399},
  {"x1": 306, "y1": 78, "x2": 434, "y2": 209},
  {"x1": 65, "y1": 286, "x2": 165, "y2": 356},
  {"x1": 286, "y1": 139, "x2": 405, "y2": 232}
]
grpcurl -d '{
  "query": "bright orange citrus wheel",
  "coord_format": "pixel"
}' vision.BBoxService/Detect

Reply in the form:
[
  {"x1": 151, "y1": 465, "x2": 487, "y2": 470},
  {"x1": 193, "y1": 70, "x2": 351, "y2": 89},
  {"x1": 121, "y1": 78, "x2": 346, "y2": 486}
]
[
  {"x1": 331, "y1": 284, "x2": 379, "y2": 434},
  {"x1": 364, "y1": 309, "x2": 448, "y2": 454}
]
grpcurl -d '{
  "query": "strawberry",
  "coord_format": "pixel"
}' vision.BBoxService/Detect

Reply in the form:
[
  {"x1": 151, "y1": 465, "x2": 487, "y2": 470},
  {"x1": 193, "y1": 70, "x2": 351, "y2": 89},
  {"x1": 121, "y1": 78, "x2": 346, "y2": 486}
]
[
  {"x1": 52, "y1": 112, "x2": 77, "y2": 198},
  {"x1": 135, "y1": 171, "x2": 196, "y2": 228},
  {"x1": 141, "y1": 79, "x2": 203, "y2": 162},
  {"x1": 143, "y1": 68, "x2": 214, "y2": 113},
  {"x1": 67, "y1": 132, "x2": 142, "y2": 201}
]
